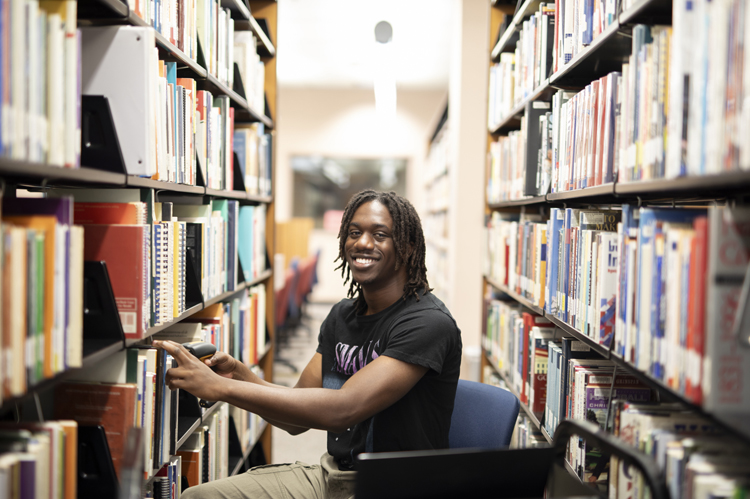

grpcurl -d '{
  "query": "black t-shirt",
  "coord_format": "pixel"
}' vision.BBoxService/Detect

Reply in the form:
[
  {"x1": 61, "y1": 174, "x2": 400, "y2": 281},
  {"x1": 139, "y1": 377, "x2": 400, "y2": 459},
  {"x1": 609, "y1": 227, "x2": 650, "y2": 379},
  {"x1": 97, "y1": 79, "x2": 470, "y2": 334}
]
[{"x1": 316, "y1": 292, "x2": 462, "y2": 469}]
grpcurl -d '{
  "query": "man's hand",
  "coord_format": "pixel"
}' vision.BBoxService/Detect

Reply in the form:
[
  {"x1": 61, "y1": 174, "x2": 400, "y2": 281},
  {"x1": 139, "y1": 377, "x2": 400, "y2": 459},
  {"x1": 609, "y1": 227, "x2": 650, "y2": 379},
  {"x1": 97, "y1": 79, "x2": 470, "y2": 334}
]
[
  {"x1": 205, "y1": 351, "x2": 243, "y2": 380},
  {"x1": 152, "y1": 340, "x2": 225, "y2": 402}
]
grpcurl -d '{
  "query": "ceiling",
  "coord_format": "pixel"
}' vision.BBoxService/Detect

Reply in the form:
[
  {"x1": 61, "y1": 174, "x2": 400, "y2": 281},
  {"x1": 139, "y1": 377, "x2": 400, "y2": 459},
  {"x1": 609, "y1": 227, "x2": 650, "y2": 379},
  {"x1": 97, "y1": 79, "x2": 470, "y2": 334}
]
[{"x1": 276, "y1": 0, "x2": 453, "y2": 89}]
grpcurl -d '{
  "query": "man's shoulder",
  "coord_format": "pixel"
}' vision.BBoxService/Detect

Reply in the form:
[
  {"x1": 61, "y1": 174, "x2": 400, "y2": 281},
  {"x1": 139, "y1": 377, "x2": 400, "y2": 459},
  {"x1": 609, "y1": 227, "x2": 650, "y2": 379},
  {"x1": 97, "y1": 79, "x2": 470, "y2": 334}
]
[
  {"x1": 328, "y1": 297, "x2": 357, "y2": 317},
  {"x1": 400, "y1": 293, "x2": 458, "y2": 328}
]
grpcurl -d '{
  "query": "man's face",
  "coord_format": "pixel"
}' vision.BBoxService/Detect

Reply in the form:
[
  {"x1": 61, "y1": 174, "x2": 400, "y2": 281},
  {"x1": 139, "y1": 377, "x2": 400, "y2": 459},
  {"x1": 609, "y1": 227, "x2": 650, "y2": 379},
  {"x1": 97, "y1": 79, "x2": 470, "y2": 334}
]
[{"x1": 344, "y1": 200, "x2": 402, "y2": 289}]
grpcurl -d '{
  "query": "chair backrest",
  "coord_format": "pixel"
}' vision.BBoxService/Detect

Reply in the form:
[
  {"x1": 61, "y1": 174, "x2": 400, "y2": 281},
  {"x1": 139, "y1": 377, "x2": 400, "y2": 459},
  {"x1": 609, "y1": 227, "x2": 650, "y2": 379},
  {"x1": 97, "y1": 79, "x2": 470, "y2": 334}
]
[
  {"x1": 448, "y1": 379, "x2": 520, "y2": 449},
  {"x1": 274, "y1": 268, "x2": 297, "y2": 328},
  {"x1": 294, "y1": 254, "x2": 317, "y2": 307}
]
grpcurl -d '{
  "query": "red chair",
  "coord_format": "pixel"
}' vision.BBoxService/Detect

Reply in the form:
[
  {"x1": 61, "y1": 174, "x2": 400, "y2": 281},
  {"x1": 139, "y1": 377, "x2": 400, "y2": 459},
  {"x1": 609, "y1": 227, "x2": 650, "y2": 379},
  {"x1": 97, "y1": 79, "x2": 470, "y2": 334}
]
[{"x1": 274, "y1": 266, "x2": 300, "y2": 372}]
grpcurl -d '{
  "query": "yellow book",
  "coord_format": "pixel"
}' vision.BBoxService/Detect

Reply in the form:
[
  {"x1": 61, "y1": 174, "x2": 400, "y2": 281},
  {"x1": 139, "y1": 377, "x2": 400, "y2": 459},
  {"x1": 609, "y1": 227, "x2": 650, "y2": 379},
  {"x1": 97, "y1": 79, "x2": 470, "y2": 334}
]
[{"x1": 3, "y1": 215, "x2": 58, "y2": 379}]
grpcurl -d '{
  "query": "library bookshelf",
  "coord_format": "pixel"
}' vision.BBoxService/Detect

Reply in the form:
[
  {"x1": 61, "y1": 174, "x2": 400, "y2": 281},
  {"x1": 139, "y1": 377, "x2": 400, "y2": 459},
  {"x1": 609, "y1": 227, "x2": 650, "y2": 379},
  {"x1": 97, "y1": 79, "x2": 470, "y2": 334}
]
[
  {"x1": 0, "y1": 0, "x2": 279, "y2": 496},
  {"x1": 484, "y1": 0, "x2": 750, "y2": 495}
]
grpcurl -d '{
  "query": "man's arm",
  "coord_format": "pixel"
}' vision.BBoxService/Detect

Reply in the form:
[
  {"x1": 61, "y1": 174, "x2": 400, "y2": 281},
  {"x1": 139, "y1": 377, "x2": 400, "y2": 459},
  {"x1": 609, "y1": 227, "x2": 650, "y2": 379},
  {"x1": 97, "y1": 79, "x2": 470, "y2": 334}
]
[
  {"x1": 153, "y1": 340, "x2": 325, "y2": 435},
  {"x1": 158, "y1": 340, "x2": 428, "y2": 433},
  {"x1": 260, "y1": 353, "x2": 324, "y2": 435}
]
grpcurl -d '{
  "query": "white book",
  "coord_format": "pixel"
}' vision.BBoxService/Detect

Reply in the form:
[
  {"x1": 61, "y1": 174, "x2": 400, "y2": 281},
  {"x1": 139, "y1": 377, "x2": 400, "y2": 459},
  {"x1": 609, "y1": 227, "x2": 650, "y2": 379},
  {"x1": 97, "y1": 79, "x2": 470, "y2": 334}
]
[
  {"x1": 27, "y1": 1, "x2": 40, "y2": 162},
  {"x1": 47, "y1": 13, "x2": 65, "y2": 166},
  {"x1": 596, "y1": 232, "x2": 618, "y2": 345},
  {"x1": 67, "y1": 225, "x2": 84, "y2": 368},
  {"x1": 10, "y1": 0, "x2": 26, "y2": 159},
  {"x1": 81, "y1": 26, "x2": 156, "y2": 176},
  {"x1": 703, "y1": 206, "x2": 750, "y2": 412}
]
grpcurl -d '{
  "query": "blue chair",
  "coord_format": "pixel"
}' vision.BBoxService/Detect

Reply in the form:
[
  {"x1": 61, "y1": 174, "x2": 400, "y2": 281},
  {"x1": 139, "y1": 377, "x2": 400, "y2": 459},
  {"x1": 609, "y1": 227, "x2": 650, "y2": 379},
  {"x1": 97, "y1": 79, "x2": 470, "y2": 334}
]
[{"x1": 448, "y1": 379, "x2": 520, "y2": 449}]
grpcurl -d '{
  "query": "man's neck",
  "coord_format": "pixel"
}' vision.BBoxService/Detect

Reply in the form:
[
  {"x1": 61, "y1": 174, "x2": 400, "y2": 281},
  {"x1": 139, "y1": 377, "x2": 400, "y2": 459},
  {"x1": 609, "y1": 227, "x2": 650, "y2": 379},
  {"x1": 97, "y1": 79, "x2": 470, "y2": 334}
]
[{"x1": 360, "y1": 277, "x2": 407, "y2": 315}]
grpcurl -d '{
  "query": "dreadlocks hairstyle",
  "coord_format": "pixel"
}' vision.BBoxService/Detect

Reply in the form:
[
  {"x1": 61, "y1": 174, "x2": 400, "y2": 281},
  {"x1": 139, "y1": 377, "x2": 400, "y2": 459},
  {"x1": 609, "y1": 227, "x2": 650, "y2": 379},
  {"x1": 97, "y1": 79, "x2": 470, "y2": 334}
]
[{"x1": 335, "y1": 190, "x2": 431, "y2": 312}]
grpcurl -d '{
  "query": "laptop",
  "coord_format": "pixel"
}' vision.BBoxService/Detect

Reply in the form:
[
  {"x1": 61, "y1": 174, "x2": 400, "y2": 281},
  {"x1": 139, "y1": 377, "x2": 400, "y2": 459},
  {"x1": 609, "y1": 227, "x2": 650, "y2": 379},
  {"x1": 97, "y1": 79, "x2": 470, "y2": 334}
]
[{"x1": 355, "y1": 446, "x2": 567, "y2": 499}]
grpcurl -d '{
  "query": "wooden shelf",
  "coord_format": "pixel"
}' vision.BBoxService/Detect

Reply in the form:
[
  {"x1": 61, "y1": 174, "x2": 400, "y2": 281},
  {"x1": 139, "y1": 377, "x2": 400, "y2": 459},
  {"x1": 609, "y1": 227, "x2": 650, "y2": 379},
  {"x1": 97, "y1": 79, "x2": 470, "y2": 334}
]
[
  {"x1": 489, "y1": 79, "x2": 554, "y2": 135},
  {"x1": 246, "y1": 193, "x2": 273, "y2": 204},
  {"x1": 485, "y1": 276, "x2": 545, "y2": 316},
  {"x1": 547, "y1": 183, "x2": 615, "y2": 201},
  {"x1": 204, "y1": 269, "x2": 272, "y2": 307},
  {"x1": 488, "y1": 196, "x2": 547, "y2": 208},
  {"x1": 550, "y1": 21, "x2": 630, "y2": 89},
  {"x1": 614, "y1": 171, "x2": 750, "y2": 199},
  {"x1": 0, "y1": 159, "x2": 126, "y2": 186},
  {"x1": 221, "y1": 0, "x2": 251, "y2": 20},
  {"x1": 126, "y1": 176, "x2": 205, "y2": 194},
  {"x1": 134, "y1": 304, "x2": 205, "y2": 345}
]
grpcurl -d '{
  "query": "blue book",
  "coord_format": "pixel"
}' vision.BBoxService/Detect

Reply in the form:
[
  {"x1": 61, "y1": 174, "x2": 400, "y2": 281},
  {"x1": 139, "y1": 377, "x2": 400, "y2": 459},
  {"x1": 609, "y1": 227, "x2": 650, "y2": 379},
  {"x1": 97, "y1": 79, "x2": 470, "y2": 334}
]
[
  {"x1": 583, "y1": 0, "x2": 594, "y2": 45},
  {"x1": 562, "y1": 209, "x2": 578, "y2": 323},
  {"x1": 651, "y1": 225, "x2": 666, "y2": 379},
  {"x1": 238, "y1": 205, "x2": 256, "y2": 281},
  {"x1": 545, "y1": 210, "x2": 558, "y2": 315},
  {"x1": 166, "y1": 62, "x2": 177, "y2": 180},
  {"x1": 227, "y1": 200, "x2": 238, "y2": 289},
  {"x1": 616, "y1": 205, "x2": 639, "y2": 357},
  {"x1": 233, "y1": 129, "x2": 247, "y2": 188}
]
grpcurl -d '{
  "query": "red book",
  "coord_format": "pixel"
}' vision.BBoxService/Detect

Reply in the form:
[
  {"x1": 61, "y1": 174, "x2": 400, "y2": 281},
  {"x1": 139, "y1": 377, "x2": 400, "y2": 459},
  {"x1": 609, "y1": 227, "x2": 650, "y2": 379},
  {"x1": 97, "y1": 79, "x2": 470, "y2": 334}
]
[
  {"x1": 229, "y1": 106, "x2": 235, "y2": 190},
  {"x1": 586, "y1": 80, "x2": 602, "y2": 187},
  {"x1": 521, "y1": 313, "x2": 554, "y2": 405},
  {"x1": 54, "y1": 382, "x2": 136, "y2": 479},
  {"x1": 686, "y1": 217, "x2": 708, "y2": 404},
  {"x1": 74, "y1": 202, "x2": 146, "y2": 225},
  {"x1": 83, "y1": 225, "x2": 150, "y2": 339}
]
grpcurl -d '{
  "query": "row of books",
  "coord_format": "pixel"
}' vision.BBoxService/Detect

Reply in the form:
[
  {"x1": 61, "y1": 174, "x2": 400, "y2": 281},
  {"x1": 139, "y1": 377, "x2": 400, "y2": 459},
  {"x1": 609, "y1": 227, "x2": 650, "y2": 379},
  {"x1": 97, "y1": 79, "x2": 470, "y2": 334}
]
[
  {"x1": 554, "y1": 0, "x2": 617, "y2": 71},
  {"x1": 234, "y1": 31, "x2": 267, "y2": 115},
  {"x1": 155, "y1": 285, "x2": 267, "y2": 371},
  {"x1": 482, "y1": 305, "x2": 750, "y2": 497},
  {"x1": 235, "y1": 123, "x2": 273, "y2": 197},
  {"x1": 486, "y1": 125, "x2": 526, "y2": 203},
  {"x1": 130, "y1": 0, "x2": 197, "y2": 61},
  {"x1": 228, "y1": 368, "x2": 265, "y2": 456},
  {"x1": 491, "y1": 6, "x2": 750, "y2": 201},
  {"x1": 610, "y1": 401, "x2": 750, "y2": 499},
  {"x1": 0, "y1": 0, "x2": 80, "y2": 167},
  {"x1": 1, "y1": 197, "x2": 85, "y2": 403},
  {"x1": 176, "y1": 404, "x2": 231, "y2": 492},
  {"x1": 485, "y1": 204, "x2": 750, "y2": 414},
  {"x1": 0, "y1": 421, "x2": 78, "y2": 499},
  {"x1": 488, "y1": 4, "x2": 555, "y2": 129},
  {"x1": 548, "y1": 71, "x2": 620, "y2": 193},
  {"x1": 47, "y1": 309, "x2": 265, "y2": 491},
  {"x1": 425, "y1": 124, "x2": 450, "y2": 186},
  {"x1": 618, "y1": 25, "x2": 670, "y2": 183},
  {"x1": 2, "y1": 18, "x2": 270, "y2": 188},
  {"x1": 666, "y1": 0, "x2": 750, "y2": 178},
  {"x1": 0, "y1": 193, "x2": 268, "y2": 404}
]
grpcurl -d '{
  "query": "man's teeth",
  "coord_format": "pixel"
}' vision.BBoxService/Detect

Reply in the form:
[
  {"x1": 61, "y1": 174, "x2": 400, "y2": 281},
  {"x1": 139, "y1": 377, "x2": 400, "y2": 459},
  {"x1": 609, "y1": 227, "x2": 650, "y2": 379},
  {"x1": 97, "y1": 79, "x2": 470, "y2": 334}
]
[{"x1": 356, "y1": 258, "x2": 374, "y2": 264}]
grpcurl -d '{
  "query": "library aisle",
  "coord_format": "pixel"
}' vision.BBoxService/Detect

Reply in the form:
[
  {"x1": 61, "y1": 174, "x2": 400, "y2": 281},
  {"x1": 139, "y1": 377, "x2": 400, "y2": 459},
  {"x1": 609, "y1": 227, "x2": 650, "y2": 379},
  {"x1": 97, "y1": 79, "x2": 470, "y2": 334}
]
[{"x1": 271, "y1": 303, "x2": 330, "y2": 465}]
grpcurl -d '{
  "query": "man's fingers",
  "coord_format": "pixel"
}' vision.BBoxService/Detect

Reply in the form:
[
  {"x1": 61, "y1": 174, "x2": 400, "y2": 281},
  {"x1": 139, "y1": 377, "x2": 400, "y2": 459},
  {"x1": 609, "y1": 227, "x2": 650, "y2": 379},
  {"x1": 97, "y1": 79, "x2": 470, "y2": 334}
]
[{"x1": 155, "y1": 340, "x2": 192, "y2": 365}]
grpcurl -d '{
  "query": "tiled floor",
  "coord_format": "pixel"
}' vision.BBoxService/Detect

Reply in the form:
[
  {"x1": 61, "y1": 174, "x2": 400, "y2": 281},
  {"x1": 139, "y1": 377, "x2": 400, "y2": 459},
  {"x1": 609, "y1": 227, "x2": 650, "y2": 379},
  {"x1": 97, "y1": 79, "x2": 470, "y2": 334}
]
[{"x1": 270, "y1": 302, "x2": 332, "y2": 465}]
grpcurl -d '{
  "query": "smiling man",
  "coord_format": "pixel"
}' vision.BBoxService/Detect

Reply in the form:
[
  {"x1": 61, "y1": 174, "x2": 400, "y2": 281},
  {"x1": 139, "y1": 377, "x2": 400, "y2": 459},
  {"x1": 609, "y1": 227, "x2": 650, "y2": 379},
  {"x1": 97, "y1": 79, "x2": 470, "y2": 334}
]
[{"x1": 154, "y1": 190, "x2": 462, "y2": 499}]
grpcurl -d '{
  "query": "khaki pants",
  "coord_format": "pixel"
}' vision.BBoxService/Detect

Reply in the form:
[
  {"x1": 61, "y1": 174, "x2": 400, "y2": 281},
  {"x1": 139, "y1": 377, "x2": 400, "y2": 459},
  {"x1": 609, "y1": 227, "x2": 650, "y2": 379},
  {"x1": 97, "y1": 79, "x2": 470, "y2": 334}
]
[{"x1": 180, "y1": 453, "x2": 357, "y2": 499}]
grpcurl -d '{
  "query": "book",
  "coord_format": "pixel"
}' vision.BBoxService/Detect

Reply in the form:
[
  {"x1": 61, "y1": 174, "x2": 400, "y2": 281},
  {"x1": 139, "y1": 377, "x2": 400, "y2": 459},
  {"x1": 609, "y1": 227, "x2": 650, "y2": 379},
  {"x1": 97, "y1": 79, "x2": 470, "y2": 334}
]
[
  {"x1": 703, "y1": 206, "x2": 750, "y2": 413},
  {"x1": 54, "y1": 382, "x2": 136, "y2": 479},
  {"x1": 83, "y1": 224, "x2": 151, "y2": 339}
]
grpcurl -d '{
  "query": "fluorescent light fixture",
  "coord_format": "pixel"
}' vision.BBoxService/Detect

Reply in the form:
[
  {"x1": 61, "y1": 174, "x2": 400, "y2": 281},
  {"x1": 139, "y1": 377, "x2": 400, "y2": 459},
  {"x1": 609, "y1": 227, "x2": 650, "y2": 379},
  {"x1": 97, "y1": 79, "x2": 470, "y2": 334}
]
[{"x1": 374, "y1": 21, "x2": 396, "y2": 120}]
